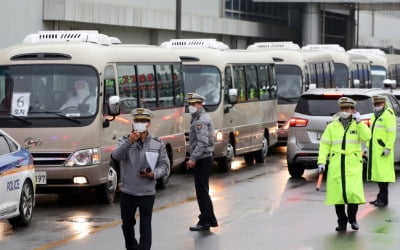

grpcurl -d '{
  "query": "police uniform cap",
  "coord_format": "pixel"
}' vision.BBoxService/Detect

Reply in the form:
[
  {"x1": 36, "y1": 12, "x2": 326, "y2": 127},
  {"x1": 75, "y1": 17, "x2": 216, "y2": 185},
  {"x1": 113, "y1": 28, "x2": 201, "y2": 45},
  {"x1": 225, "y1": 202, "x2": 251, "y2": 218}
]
[
  {"x1": 373, "y1": 95, "x2": 386, "y2": 104},
  {"x1": 186, "y1": 93, "x2": 205, "y2": 104},
  {"x1": 338, "y1": 97, "x2": 356, "y2": 108},
  {"x1": 131, "y1": 108, "x2": 153, "y2": 121}
]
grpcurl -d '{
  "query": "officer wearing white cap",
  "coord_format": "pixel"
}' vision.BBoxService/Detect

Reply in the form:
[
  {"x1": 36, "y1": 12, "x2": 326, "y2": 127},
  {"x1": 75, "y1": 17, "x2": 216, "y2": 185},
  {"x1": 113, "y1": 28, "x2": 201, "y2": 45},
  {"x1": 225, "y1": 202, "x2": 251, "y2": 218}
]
[
  {"x1": 317, "y1": 96, "x2": 371, "y2": 231},
  {"x1": 368, "y1": 95, "x2": 396, "y2": 207},
  {"x1": 186, "y1": 93, "x2": 218, "y2": 231},
  {"x1": 112, "y1": 108, "x2": 170, "y2": 250}
]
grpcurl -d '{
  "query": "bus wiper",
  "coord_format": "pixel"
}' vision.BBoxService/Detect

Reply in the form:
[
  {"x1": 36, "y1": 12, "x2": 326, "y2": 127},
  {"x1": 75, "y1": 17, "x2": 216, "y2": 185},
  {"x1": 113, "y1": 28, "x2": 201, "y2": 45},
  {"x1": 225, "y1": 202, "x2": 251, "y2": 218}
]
[
  {"x1": 277, "y1": 96, "x2": 293, "y2": 103},
  {"x1": 31, "y1": 111, "x2": 81, "y2": 124},
  {"x1": 7, "y1": 114, "x2": 32, "y2": 125}
]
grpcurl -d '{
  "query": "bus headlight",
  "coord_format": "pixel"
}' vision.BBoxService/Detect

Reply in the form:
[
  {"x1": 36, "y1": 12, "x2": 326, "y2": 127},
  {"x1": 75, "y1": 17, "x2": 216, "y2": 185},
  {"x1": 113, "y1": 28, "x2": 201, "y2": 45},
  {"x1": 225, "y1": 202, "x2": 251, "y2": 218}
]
[
  {"x1": 66, "y1": 148, "x2": 101, "y2": 167},
  {"x1": 214, "y1": 130, "x2": 223, "y2": 142}
]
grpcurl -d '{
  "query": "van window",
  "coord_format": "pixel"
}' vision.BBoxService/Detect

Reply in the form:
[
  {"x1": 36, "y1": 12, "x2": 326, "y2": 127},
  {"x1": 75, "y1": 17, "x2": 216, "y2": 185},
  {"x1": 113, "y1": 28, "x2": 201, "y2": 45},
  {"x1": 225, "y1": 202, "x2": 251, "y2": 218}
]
[
  {"x1": 233, "y1": 65, "x2": 246, "y2": 102},
  {"x1": 117, "y1": 64, "x2": 138, "y2": 113},
  {"x1": 245, "y1": 65, "x2": 259, "y2": 100}
]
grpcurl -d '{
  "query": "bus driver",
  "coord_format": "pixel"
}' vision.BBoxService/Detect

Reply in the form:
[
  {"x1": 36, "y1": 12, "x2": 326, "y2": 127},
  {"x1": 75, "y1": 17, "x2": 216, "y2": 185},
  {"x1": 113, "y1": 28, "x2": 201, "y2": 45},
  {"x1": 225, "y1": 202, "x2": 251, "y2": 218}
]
[{"x1": 60, "y1": 80, "x2": 95, "y2": 113}]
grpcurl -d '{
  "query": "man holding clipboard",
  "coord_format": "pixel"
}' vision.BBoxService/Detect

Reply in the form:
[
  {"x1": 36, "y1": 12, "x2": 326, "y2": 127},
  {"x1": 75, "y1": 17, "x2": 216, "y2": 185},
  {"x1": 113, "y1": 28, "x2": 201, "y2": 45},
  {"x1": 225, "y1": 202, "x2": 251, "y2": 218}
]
[{"x1": 112, "y1": 108, "x2": 170, "y2": 250}]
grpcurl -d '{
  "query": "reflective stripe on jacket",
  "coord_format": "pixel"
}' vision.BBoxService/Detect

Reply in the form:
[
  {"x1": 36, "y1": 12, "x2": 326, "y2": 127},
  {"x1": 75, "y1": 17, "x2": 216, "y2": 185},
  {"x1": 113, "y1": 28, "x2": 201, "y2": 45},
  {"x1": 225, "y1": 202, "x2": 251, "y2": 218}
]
[
  {"x1": 318, "y1": 118, "x2": 371, "y2": 205},
  {"x1": 367, "y1": 108, "x2": 397, "y2": 182}
]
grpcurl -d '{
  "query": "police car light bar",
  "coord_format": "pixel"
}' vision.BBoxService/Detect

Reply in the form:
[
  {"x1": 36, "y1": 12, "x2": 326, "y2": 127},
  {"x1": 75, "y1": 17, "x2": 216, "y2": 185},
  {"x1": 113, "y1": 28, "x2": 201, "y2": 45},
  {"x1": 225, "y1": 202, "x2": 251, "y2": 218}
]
[
  {"x1": 302, "y1": 44, "x2": 345, "y2": 52},
  {"x1": 23, "y1": 30, "x2": 121, "y2": 46},
  {"x1": 247, "y1": 41, "x2": 300, "y2": 51},
  {"x1": 347, "y1": 49, "x2": 386, "y2": 57},
  {"x1": 160, "y1": 39, "x2": 229, "y2": 50}
]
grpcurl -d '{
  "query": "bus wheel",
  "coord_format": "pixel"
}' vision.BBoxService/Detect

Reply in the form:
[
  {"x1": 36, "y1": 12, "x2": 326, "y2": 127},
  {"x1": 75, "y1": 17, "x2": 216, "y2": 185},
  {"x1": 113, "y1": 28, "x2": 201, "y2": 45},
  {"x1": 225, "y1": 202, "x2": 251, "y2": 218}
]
[
  {"x1": 255, "y1": 137, "x2": 269, "y2": 163},
  {"x1": 9, "y1": 180, "x2": 34, "y2": 226},
  {"x1": 96, "y1": 165, "x2": 118, "y2": 204},
  {"x1": 288, "y1": 163, "x2": 304, "y2": 178},
  {"x1": 217, "y1": 143, "x2": 234, "y2": 172}
]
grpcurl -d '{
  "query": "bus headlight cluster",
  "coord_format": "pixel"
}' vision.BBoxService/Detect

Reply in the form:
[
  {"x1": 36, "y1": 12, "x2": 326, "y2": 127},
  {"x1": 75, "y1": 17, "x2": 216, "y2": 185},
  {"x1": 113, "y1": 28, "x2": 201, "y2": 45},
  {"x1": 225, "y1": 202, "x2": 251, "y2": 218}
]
[
  {"x1": 214, "y1": 130, "x2": 223, "y2": 142},
  {"x1": 66, "y1": 148, "x2": 101, "y2": 167}
]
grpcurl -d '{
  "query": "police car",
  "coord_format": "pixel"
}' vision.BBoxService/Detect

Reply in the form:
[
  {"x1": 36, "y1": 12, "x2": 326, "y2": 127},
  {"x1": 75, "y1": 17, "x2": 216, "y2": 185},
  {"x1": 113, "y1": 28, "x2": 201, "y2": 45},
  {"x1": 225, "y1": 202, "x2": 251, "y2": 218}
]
[{"x1": 0, "y1": 129, "x2": 35, "y2": 226}]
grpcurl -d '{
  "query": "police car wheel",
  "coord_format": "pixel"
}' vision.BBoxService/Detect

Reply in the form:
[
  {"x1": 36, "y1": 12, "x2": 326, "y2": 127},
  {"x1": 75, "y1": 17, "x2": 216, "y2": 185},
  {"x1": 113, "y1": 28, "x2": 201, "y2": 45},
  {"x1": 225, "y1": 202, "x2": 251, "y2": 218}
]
[
  {"x1": 9, "y1": 180, "x2": 34, "y2": 227},
  {"x1": 96, "y1": 165, "x2": 118, "y2": 204},
  {"x1": 288, "y1": 163, "x2": 304, "y2": 178}
]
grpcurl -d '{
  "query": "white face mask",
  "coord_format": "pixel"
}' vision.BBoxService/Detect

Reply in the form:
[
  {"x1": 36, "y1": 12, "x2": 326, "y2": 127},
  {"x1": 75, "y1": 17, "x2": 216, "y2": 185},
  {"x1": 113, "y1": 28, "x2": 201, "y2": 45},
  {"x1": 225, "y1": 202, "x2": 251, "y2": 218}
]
[
  {"x1": 133, "y1": 122, "x2": 148, "y2": 133},
  {"x1": 188, "y1": 105, "x2": 198, "y2": 114},
  {"x1": 374, "y1": 106, "x2": 384, "y2": 112},
  {"x1": 339, "y1": 112, "x2": 352, "y2": 119}
]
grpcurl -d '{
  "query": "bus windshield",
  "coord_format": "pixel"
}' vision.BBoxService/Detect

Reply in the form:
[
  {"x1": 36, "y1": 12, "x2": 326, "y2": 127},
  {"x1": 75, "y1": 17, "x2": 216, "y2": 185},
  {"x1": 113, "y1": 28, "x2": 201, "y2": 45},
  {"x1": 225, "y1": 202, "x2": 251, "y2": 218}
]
[
  {"x1": 0, "y1": 65, "x2": 98, "y2": 119},
  {"x1": 182, "y1": 65, "x2": 221, "y2": 106},
  {"x1": 276, "y1": 65, "x2": 302, "y2": 104},
  {"x1": 334, "y1": 63, "x2": 349, "y2": 88},
  {"x1": 371, "y1": 65, "x2": 387, "y2": 88}
]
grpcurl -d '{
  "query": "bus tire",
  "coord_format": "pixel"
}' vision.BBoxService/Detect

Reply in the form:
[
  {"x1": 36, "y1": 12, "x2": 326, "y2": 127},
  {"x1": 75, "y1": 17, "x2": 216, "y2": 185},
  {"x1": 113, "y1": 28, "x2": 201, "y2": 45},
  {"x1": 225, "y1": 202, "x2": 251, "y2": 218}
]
[
  {"x1": 244, "y1": 153, "x2": 255, "y2": 165},
  {"x1": 217, "y1": 143, "x2": 234, "y2": 172},
  {"x1": 9, "y1": 180, "x2": 34, "y2": 227},
  {"x1": 288, "y1": 163, "x2": 304, "y2": 178},
  {"x1": 255, "y1": 136, "x2": 269, "y2": 163},
  {"x1": 96, "y1": 164, "x2": 118, "y2": 204}
]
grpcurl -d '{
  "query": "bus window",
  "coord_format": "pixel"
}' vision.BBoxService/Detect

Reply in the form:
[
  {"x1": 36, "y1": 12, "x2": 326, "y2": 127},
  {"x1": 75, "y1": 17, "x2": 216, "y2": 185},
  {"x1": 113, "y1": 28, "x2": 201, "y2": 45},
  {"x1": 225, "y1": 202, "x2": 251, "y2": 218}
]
[
  {"x1": 103, "y1": 65, "x2": 116, "y2": 114},
  {"x1": 275, "y1": 65, "x2": 302, "y2": 104},
  {"x1": 233, "y1": 65, "x2": 246, "y2": 102},
  {"x1": 316, "y1": 63, "x2": 324, "y2": 88},
  {"x1": 172, "y1": 63, "x2": 184, "y2": 107},
  {"x1": 117, "y1": 64, "x2": 138, "y2": 113},
  {"x1": 334, "y1": 63, "x2": 348, "y2": 88},
  {"x1": 137, "y1": 65, "x2": 156, "y2": 109},
  {"x1": 323, "y1": 62, "x2": 332, "y2": 88},
  {"x1": 308, "y1": 63, "x2": 317, "y2": 88},
  {"x1": 245, "y1": 65, "x2": 259, "y2": 101},
  {"x1": 156, "y1": 64, "x2": 174, "y2": 108},
  {"x1": 269, "y1": 65, "x2": 277, "y2": 99},
  {"x1": 258, "y1": 65, "x2": 269, "y2": 100},
  {"x1": 224, "y1": 66, "x2": 232, "y2": 104}
]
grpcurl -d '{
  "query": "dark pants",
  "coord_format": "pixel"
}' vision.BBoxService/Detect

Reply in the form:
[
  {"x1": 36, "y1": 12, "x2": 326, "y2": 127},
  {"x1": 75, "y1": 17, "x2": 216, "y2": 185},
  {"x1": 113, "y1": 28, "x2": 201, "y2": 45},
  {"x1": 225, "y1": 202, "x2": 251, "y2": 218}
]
[
  {"x1": 120, "y1": 192, "x2": 155, "y2": 250},
  {"x1": 335, "y1": 204, "x2": 358, "y2": 225},
  {"x1": 377, "y1": 182, "x2": 389, "y2": 204},
  {"x1": 193, "y1": 156, "x2": 217, "y2": 226}
]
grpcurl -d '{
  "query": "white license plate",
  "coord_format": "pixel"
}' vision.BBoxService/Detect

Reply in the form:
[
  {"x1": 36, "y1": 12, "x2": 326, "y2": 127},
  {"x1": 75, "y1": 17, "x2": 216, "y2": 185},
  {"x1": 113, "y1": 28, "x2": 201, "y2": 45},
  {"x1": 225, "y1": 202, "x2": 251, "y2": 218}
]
[{"x1": 35, "y1": 171, "x2": 47, "y2": 184}]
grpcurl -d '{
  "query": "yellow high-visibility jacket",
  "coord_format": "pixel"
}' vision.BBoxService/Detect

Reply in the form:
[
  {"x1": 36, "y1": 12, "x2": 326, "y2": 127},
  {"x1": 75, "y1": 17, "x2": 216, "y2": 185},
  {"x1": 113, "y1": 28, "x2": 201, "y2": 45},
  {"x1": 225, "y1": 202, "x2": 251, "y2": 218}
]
[
  {"x1": 318, "y1": 118, "x2": 371, "y2": 205},
  {"x1": 367, "y1": 107, "x2": 397, "y2": 182}
]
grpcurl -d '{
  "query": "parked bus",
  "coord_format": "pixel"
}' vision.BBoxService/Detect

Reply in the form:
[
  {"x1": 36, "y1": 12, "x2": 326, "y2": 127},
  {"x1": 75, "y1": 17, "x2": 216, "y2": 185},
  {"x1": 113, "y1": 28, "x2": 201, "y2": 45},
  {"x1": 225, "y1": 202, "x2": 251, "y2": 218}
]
[
  {"x1": 347, "y1": 48, "x2": 387, "y2": 88},
  {"x1": 0, "y1": 30, "x2": 186, "y2": 203},
  {"x1": 161, "y1": 39, "x2": 278, "y2": 171},
  {"x1": 302, "y1": 44, "x2": 371, "y2": 88},
  {"x1": 247, "y1": 42, "x2": 334, "y2": 144}
]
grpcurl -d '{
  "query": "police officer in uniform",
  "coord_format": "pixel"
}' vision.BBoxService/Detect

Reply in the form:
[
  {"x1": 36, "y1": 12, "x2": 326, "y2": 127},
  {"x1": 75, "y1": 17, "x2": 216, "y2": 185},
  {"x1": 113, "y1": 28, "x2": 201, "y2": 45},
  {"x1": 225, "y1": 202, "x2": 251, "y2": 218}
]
[
  {"x1": 186, "y1": 93, "x2": 218, "y2": 231},
  {"x1": 112, "y1": 108, "x2": 170, "y2": 250},
  {"x1": 367, "y1": 95, "x2": 396, "y2": 207},
  {"x1": 317, "y1": 97, "x2": 371, "y2": 231}
]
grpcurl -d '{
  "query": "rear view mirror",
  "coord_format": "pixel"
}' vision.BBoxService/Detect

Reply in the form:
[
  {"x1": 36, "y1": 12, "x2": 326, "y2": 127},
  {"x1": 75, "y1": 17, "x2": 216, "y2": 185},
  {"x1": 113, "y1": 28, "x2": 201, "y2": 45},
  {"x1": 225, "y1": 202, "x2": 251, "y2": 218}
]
[
  {"x1": 228, "y1": 88, "x2": 238, "y2": 104},
  {"x1": 108, "y1": 96, "x2": 120, "y2": 116}
]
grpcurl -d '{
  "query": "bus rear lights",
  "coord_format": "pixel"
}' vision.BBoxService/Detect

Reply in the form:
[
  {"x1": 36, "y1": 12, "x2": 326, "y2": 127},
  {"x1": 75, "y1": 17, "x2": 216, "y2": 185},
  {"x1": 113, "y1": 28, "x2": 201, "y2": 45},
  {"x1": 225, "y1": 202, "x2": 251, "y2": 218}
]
[
  {"x1": 73, "y1": 176, "x2": 88, "y2": 184},
  {"x1": 289, "y1": 118, "x2": 308, "y2": 127}
]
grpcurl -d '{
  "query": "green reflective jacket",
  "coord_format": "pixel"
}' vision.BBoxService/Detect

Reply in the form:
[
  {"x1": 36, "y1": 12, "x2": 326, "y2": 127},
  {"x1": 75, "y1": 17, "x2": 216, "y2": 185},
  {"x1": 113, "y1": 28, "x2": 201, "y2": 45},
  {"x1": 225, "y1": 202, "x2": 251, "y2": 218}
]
[
  {"x1": 367, "y1": 108, "x2": 397, "y2": 182},
  {"x1": 318, "y1": 118, "x2": 371, "y2": 205}
]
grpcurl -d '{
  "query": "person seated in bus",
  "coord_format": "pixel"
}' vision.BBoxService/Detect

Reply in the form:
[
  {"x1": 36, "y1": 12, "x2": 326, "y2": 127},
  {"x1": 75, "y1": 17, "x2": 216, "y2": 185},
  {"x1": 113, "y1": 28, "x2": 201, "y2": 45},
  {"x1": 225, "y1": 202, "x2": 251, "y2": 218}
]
[
  {"x1": 60, "y1": 80, "x2": 96, "y2": 113},
  {"x1": 195, "y1": 75, "x2": 219, "y2": 104}
]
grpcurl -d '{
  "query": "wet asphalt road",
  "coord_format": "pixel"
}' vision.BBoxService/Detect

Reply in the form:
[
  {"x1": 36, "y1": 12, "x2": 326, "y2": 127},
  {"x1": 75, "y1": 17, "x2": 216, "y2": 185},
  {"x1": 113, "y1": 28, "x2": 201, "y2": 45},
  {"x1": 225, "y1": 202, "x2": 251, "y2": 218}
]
[{"x1": 1, "y1": 146, "x2": 400, "y2": 250}]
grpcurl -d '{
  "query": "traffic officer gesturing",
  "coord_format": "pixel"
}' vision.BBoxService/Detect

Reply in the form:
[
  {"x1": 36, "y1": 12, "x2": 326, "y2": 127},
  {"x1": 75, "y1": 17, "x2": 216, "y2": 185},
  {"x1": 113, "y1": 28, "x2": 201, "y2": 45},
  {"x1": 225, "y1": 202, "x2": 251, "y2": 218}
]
[
  {"x1": 112, "y1": 108, "x2": 170, "y2": 250},
  {"x1": 186, "y1": 93, "x2": 218, "y2": 231},
  {"x1": 317, "y1": 97, "x2": 371, "y2": 232},
  {"x1": 367, "y1": 95, "x2": 396, "y2": 207}
]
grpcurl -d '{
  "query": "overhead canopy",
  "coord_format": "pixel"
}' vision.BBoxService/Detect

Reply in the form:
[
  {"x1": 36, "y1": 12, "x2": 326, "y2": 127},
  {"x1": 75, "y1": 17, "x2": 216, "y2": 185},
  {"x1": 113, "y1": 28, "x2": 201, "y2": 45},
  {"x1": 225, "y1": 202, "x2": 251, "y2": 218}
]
[{"x1": 252, "y1": 1, "x2": 400, "y2": 10}]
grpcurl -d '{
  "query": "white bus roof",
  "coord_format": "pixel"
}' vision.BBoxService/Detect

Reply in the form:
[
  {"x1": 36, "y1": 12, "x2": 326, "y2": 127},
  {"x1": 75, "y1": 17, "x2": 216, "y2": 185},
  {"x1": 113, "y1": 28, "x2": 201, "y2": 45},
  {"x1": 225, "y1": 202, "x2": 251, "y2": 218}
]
[
  {"x1": 247, "y1": 41, "x2": 300, "y2": 51},
  {"x1": 302, "y1": 44, "x2": 345, "y2": 52},
  {"x1": 160, "y1": 39, "x2": 229, "y2": 50},
  {"x1": 347, "y1": 48, "x2": 386, "y2": 57}
]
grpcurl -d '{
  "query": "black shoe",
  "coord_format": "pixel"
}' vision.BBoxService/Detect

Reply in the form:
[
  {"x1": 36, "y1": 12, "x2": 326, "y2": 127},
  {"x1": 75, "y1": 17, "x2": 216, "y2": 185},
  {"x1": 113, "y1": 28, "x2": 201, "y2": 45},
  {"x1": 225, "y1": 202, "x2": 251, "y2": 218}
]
[
  {"x1": 374, "y1": 200, "x2": 388, "y2": 207},
  {"x1": 335, "y1": 224, "x2": 347, "y2": 232},
  {"x1": 369, "y1": 199, "x2": 377, "y2": 205},
  {"x1": 350, "y1": 222, "x2": 359, "y2": 230},
  {"x1": 189, "y1": 224, "x2": 210, "y2": 231},
  {"x1": 210, "y1": 221, "x2": 218, "y2": 227}
]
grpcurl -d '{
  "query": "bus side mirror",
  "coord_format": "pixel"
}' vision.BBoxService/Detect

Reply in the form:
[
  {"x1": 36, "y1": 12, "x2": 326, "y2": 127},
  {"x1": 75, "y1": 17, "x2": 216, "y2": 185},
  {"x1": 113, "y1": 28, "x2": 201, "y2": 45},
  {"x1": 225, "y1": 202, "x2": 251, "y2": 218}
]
[
  {"x1": 108, "y1": 96, "x2": 120, "y2": 116},
  {"x1": 228, "y1": 88, "x2": 238, "y2": 104}
]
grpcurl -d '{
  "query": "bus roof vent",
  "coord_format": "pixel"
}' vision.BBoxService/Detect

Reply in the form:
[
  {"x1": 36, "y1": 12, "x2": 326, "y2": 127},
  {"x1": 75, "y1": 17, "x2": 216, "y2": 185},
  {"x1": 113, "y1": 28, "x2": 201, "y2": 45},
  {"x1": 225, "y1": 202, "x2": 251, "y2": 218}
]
[
  {"x1": 302, "y1": 44, "x2": 345, "y2": 52},
  {"x1": 247, "y1": 41, "x2": 300, "y2": 51},
  {"x1": 23, "y1": 30, "x2": 120, "y2": 46},
  {"x1": 160, "y1": 39, "x2": 229, "y2": 50},
  {"x1": 347, "y1": 49, "x2": 386, "y2": 57}
]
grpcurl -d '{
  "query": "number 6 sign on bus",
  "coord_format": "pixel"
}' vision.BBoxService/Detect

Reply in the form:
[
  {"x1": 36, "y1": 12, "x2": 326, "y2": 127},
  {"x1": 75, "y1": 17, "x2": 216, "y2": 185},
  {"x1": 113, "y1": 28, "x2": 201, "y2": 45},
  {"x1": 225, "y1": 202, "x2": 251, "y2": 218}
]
[{"x1": 11, "y1": 92, "x2": 30, "y2": 116}]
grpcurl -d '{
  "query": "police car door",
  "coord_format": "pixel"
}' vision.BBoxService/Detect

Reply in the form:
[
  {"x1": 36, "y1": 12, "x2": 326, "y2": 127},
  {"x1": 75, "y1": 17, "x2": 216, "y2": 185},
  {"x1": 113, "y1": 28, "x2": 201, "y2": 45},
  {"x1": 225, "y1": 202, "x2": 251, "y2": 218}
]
[
  {"x1": 0, "y1": 134, "x2": 23, "y2": 217},
  {"x1": 386, "y1": 95, "x2": 400, "y2": 163}
]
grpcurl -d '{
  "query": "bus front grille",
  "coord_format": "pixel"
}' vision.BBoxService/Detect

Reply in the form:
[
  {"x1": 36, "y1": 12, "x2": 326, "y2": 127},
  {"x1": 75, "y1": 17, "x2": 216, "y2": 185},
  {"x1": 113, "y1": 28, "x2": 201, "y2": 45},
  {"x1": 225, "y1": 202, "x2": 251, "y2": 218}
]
[{"x1": 32, "y1": 152, "x2": 71, "y2": 166}]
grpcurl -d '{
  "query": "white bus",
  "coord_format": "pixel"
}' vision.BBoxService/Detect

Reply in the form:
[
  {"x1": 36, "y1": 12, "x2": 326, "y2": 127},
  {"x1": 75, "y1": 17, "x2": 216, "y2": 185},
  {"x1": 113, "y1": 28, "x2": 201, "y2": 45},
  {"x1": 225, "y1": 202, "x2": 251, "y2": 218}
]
[
  {"x1": 347, "y1": 49, "x2": 387, "y2": 88},
  {"x1": 247, "y1": 42, "x2": 334, "y2": 144},
  {"x1": 302, "y1": 44, "x2": 371, "y2": 88},
  {"x1": 161, "y1": 39, "x2": 278, "y2": 171},
  {"x1": 387, "y1": 54, "x2": 400, "y2": 87},
  {"x1": 0, "y1": 30, "x2": 186, "y2": 203}
]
